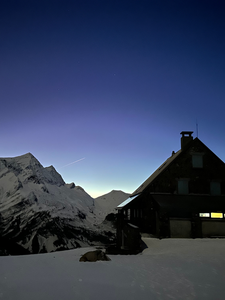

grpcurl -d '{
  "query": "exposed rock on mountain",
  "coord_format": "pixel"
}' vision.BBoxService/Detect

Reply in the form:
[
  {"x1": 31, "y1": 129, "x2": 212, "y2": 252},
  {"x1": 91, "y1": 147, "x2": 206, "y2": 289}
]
[{"x1": 0, "y1": 153, "x2": 112, "y2": 255}]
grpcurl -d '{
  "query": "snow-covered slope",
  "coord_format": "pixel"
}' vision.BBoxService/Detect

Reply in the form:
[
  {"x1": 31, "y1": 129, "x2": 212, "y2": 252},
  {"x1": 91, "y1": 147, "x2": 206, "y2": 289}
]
[
  {"x1": 0, "y1": 153, "x2": 111, "y2": 254},
  {"x1": 1, "y1": 238, "x2": 225, "y2": 300},
  {"x1": 94, "y1": 190, "x2": 130, "y2": 221}
]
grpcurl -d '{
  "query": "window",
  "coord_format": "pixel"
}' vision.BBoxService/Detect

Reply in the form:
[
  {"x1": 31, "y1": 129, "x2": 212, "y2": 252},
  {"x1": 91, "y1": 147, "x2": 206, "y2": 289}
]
[
  {"x1": 192, "y1": 154, "x2": 203, "y2": 168},
  {"x1": 210, "y1": 182, "x2": 221, "y2": 196},
  {"x1": 127, "y1": 209, "x2": 131, "y2": 220},
  {"x1": 199, "y1": 213, "x2": 210, "y2": 217},
  {"x1": 133, "y1": 209, "x2": 142, "y2": 218},
  {"x1": 178, "y1": 179, "x2": 189, "y2": 194},
  {"x1": 199, "y1": 212, "x2": 223, "y2": 218},
  {"x1": 211, "y1": 212, "x2": 223, "y2": 218}
]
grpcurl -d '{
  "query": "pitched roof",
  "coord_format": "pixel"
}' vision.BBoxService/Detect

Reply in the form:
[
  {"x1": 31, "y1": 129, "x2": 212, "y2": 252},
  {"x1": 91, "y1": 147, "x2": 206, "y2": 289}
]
[
  {"x1": 130, "y1": 149, "x2": 182, "y2": 196},
  {"x1": 117, "y1": 194, "x2": 140, "y2": 210},
  {"x1": 130, "y1": 137, "x2": 225, "y2": 197},
  {"x1": 117, "y1": 136, "x2": 225, "y2": 211}
]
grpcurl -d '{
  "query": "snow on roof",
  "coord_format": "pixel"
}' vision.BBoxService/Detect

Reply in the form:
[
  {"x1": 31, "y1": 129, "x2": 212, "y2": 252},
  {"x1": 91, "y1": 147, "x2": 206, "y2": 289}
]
[{"x1": 117, "y1": 194, "x2": 140, "y2": 209}]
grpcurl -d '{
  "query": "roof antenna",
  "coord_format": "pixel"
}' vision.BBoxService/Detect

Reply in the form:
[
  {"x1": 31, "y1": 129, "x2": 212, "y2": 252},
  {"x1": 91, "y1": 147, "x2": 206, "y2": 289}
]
[{"x1": 196, "y1": 119, "x2": 198, "y2": 138}]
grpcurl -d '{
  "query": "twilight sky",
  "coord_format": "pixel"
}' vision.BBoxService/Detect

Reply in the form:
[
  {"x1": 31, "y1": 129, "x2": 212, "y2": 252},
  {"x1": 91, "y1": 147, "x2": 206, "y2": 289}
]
[{"x1": 1, "y1": 0, "x2": 225, "y2": 197}]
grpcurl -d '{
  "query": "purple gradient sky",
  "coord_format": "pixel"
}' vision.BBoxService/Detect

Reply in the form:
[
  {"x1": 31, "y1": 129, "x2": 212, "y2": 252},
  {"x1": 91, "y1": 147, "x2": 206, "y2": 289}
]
[{"x1": 1, "y1": 0, "x2": 225, "y2": 197}]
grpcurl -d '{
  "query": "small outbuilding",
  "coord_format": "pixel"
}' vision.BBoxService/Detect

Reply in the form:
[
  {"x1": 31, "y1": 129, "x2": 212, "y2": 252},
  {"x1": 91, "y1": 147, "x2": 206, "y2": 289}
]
[{"x1": 117, "y1": 131, "x2": 225, "y2": 249}]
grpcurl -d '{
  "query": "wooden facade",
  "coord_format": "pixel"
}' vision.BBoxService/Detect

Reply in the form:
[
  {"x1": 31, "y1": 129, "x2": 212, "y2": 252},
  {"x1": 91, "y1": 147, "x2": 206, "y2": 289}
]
[{"x1": 117, "y1": 132, "x2": 225, "y2": 248}]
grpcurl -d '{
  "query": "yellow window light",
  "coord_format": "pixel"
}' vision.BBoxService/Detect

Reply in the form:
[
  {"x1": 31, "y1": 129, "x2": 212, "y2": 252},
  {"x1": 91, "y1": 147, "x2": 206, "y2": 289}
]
[{"x1": 211, "y1": 212, "x2": 223, "y2": 219}]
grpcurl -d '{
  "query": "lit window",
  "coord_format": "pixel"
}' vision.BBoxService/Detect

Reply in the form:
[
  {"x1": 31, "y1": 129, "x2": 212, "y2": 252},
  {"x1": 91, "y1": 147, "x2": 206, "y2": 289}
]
[
  {"x1": 192, "y1": 154, "x2": 203, "y2": 168},
  {"x1": 210, "y1": 182, "x2": 221, "y2": 196},
  {"x1": 211, "y1": 212, "x2": 223, "y2": 218},
  {"x1": 199, "y1": 213, "x2": 210, "y2": 217},
  {"x1": 178, "y1": 179, "x2": 189, "y2": 194}
]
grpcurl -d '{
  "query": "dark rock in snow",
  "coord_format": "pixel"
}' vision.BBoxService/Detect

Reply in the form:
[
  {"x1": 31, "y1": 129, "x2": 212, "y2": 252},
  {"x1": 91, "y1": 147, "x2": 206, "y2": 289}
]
[{"x1": 79, "y1": 250, "x2": 111, "y2": 262}]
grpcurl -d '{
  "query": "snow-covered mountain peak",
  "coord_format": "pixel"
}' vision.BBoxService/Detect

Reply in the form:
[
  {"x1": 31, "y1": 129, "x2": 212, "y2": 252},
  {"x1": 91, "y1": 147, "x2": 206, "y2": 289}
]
[
  {"x1": 0, "y1": 153, "x2": 112, "y2": 254},
  {"x1": 94, "y1": 190, "x2": 130, "y2": 221},
  {"x1": 44, "y1": 165, "x2": 65, "y2": 186},
  {"x1": 0, "y1": 153, "x2": 65, "y2": 187},
  {"x1": 5, "y1": 152, "x2": 40, "y2": 168}
]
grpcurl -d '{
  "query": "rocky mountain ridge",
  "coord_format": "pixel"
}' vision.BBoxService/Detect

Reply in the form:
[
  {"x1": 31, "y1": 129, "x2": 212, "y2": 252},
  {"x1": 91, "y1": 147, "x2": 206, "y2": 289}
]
[{"x1": 0, "y1": 153, "x2": 115, "y2": 255}]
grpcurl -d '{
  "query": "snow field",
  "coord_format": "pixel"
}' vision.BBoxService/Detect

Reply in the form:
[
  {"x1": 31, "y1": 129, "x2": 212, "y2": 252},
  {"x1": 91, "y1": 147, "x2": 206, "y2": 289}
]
[{"x1": 1, "y1": 238, "x2": 225, "y2": 300}]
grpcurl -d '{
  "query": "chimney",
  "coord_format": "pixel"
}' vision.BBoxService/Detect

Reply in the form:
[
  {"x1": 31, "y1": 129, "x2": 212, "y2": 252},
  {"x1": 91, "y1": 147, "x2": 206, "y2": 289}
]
[{"x1": 180, "y1": 131, "x2": 193, "y2": 150}]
